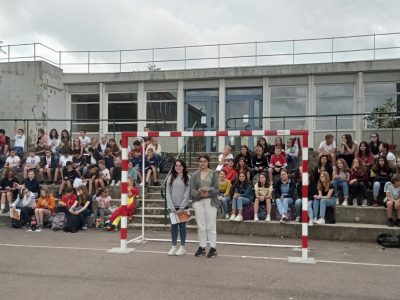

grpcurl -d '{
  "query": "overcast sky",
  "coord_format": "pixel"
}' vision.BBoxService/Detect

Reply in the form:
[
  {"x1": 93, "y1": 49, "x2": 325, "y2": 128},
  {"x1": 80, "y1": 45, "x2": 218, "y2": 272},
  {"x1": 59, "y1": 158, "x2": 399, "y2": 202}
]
[{"x1": 1, "y1": 0, "x2": 400, "y2": 71}]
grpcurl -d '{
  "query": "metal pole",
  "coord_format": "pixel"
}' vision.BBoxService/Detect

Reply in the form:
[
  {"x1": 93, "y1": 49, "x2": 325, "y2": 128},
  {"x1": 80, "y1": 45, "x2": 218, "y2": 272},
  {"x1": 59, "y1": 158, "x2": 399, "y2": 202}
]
[
  {"x1": 33, "y1": 43, "x2": 36, "y2": 61},
  {"x1": 373, "y1": 33, "x2": 376, "y2": 60},
  {"x1": 88, "y1": 51, "x2": 90, "y2": 73},
  {"x1": 218, "y1": 44, "x2": 220, "y2": 68},
  {"x1": 292, "y1": 39, "x2": 295, "y2": 64},
  {"x1": 59, "y1": 51, "x2": 62, "y2": 68},
  {"x1": 119, "y1": 50, "x2": 122, "y2": 73},
  {"x1": 331, "y1": 37, "x2": 334, "y2": 62},
  {"x1": 152, "y1": 48, "x2": 155, "y2": 67},
  {"x1": 255, "y1": 41, "x2": 258, "y2": 66},
  {"x1": 184, "y1": 46, "x2": 187, "y2": 69},
  {"x1": 8, "y1": 45, "x2": 10, "y2": 62}
]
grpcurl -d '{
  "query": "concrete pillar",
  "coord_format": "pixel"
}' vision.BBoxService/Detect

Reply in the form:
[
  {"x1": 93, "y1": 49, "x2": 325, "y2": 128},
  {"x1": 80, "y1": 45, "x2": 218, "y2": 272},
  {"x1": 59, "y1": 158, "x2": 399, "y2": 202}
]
[
  {"x1": 218, "y1": 78, "x2": 226, "y2": 152},
  {"x1": 177, "y1": 80, "x2": 184, "y2": 149},
  {"x1": 308, "y1": 75, "x2": 315, "y2": 148},
  {"x1": 262, "y1": 77, "x2": 269, "y2": 131},
  {"x1": 355, "y1": 72, "x2": 364, "y2": 144},
  {"x1": 99, "y1": 83, "x2": 107, "y2": 135},
  {"x1": 65, "y1": 86, "x2": 71, "y2": 132},
  {"x1": 137, "y1": 82, "x2": 146, "y2": 131}
]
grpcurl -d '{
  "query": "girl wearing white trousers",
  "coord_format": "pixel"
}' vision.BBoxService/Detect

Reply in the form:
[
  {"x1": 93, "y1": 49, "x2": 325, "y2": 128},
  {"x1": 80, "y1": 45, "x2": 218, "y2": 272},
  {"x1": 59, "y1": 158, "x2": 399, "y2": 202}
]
[{"x1": 190, "y1": 155, "x2": 219, "y2": 258}]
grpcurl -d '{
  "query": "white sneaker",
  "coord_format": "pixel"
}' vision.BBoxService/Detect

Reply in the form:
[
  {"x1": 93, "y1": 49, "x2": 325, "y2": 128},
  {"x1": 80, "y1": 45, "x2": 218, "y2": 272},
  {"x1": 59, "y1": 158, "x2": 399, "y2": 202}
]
[
  {"x1": 316, "y1": 218, "x2": 325, "y2": 225},
  {"x1": 361, "y1": 199, "x2": 368, "y2": 207},
  {"x1": 168, "y1": 246, "x2": 177, "y2": 256},
  {"x1": 313, "y1": 217, "x2": 318, "y2": 224},
  {"x1": 174, "y1": 246, "x2": 186, "y2": 256},
  {"x1": 266, "y1": 214, "x2": 271, "y2": 222},
  {"x1": 352, "y1": 199, "x2": 358, "y2": 207},
  {"x1": 295, "y1": 216, "x2": 300, "y2": 222},
  {"x1": 342, "y1": 200, "x2": 348, "y2": 206},
  {"x1": 225, "y1": 213, "x2": 230, "y2": 219},
  {"x1": 308, "y1": 220, "x2": 314, "y2": 226},
  {"x1": 115, "y1": 181, "x2": 120, "y2": 187},
  {"x1": 335, "y1": 198, "x2": 339, "y2": 205},
  {"x1": 254, "y1": 215, "x2": 259, "y2": 222},
  {"x1": 110, "y1": 180, "x2": 115, "y2": 186},
  {"x1": 234, "y1": 214, "x2": 243, "y2": 222},
  {"x1": 229, "y1": 214, "x2": 236, "y2": 220}
]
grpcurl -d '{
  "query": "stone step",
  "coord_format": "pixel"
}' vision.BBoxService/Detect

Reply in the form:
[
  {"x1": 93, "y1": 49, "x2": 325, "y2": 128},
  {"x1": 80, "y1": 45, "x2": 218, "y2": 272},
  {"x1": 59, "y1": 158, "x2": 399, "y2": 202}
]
[
  {"x1": 335, "y1": 205, "x2": 388, "y2": 225},
  {"x1": 132, "y1": 214, "x2": 198, "y2": 226}
]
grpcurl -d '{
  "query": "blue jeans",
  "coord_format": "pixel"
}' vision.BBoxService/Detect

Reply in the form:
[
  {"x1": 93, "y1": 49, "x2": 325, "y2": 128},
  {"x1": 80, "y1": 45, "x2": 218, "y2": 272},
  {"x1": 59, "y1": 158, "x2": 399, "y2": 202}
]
[
  {"x1": 14, "y1": 146, "x2": 24, "y2": 155},
  {"x1": 171, "y1": 222, "x2": 187, "y2": 246},
  {"x1": 294, "y1": 199, "x2": 314, "y2": 220},
  {"x1": 276, "y1": 197, "x2": 294, "y2": 215},
  {"x1": 373, "y1": 181, "x2": 386, "y2": 198},
  {"x1": 221, "y1": 196, "x2": 231, "y2": 214},
  {"x1": 77, "y1": 209, "x2": 92, "y2": 227},
  {"x1": 332, "y1": 179, "x2": 349, "y2": 197},
  {"x1": 316, "y1": 197, "x2": 336, "y2": 219},
  {"x1": 232, "y1": 197, "x2": 251, "y2": 209}
]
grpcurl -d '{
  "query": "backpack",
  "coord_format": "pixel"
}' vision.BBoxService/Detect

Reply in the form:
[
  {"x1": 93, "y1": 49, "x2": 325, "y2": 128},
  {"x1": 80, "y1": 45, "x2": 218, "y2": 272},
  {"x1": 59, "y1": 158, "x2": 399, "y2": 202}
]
[
  {"x1": 51, "y1": 212, "x2": 66, "y2": 231},
  {"x1": 217, "y1": 203, "x2": 225, "y2": 219},
  {"x1": 63, "y1": 214, "x2": 81, "y2": 233},
  {"x1": 275, "y1": 207, "x2": 293, "y2": 221},
  {"x1": 11, "y1": 218, "x2": 24, "y2": 229},
  {"x1": 377, "y1": 233, "x2": 400, "y2": 248},
  {"x1": 257, "y1": 204, "x2": 267, "y2": 221},
  {"x1": 325, "y1": 207, "x2": 336, "y2": 224},
  {"x1": 242, "y1": 204, "x2": 254, "y2": 220}
]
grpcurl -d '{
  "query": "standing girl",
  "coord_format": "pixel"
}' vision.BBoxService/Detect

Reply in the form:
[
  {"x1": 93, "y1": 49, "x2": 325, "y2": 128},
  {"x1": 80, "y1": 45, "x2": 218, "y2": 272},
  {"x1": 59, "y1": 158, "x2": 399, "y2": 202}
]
[
  {"x1": 166, "y1": 159, "x2": 190, "y2": 256},
  {"x1": 331, "y1": 158, "x2": 350, "y2": 206},
  {"x1": 314, "y1": 171, "x2": 336, "y2": 225},
  {"x1": 230, "y1": 171, "x2": 254, "y2": 222},
  {"x1": 189, "y1": 155, "x2": 219, "y2": 258},
  {"x1": 253, "y1": 172, "x2": 272, "y2": 222}
]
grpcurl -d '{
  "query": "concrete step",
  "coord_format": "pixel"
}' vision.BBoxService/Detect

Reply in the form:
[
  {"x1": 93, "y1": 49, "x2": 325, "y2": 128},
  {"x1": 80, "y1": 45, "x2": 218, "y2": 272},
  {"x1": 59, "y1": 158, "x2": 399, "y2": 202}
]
[
  {"x1": 335, "y1": 206, "x2": 388, "y2": 225},
  {"x1": 132, "y1": 214, "x2": 198, "y2": 226}
]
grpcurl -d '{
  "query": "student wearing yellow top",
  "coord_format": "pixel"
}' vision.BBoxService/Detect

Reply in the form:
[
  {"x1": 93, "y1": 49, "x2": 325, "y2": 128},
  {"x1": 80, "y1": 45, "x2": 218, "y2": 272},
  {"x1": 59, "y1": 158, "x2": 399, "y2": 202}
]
[
  {"x1": 218, "y1": 170, "x2": 232, "y2": 219},
  {"x1": 254, "y1": 172, "x2": 273, "y2": 222}
]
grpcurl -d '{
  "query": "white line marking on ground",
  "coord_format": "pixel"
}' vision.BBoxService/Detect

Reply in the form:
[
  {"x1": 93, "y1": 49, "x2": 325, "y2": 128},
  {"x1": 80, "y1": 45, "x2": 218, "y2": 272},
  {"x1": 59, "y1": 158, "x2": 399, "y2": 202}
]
[{"x1": 1, "y1": 243, "x2": 399, "y2": 268}]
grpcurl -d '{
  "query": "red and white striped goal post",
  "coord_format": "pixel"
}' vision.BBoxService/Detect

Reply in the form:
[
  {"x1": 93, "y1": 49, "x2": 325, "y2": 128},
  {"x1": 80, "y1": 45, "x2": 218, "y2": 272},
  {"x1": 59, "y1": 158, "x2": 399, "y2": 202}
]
[{"x1": 114, "y1": 129, "x2": 313, "y2": 263}]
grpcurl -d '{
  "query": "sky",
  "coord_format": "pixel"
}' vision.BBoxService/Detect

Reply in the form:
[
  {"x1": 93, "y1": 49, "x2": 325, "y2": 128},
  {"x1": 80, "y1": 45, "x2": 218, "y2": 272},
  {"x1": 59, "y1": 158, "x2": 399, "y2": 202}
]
[{"x1": 1, "y1": 0, "x2": 400, "y2": 71}]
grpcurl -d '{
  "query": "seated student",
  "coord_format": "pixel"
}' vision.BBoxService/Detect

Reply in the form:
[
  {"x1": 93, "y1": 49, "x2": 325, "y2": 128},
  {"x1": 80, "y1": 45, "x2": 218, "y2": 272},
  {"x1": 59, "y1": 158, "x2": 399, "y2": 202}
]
[
  {"x1": 97, "y1": 160, "x2": 111, "y2": 189},
  {"x1": 257, "y1": 137, "x2": 273, "y2": 161},
  {"x1": 337, "y1": 134, "x2": 358, "y2": 169},
  {"x1": 216, "y1": 145, "x2": 233, "y2": 171},
  {"x1": 11, "y1": 187, "x2": 36, "y2": 228},
  {"x1": 144, "y1": 148, "x2": 159, "y2": 186},
  {"x1": 0, "y1": 129, "x2": 11, "y2": 170},
  {"x1": 54, "y1": 149, "x2": 73, "y2": 184},
  {"x1": 368, "y1": 132, "x2": 381, "y2": 158},
  {"x1": 234, "y1": 145, "x2": 253, "y2": 169},
  {"x1": 217, "y1": 169, "x2": 232, "y2": 219},
  {"x1": 356, "y1": 141, "x2": 375, "y2": 170},
  {"x1": 268, "y1": 147, "x2": 287, "y2": 184},
  {"x1": 23, "y1": 149, "x2": 41, "y2": 179},
  {"x1": 39, "y1": 149, "x2": 57, "y2": 184},
  {"x1": 108, "y1": 138, "x2": 120, "y2": 158},
  {"x1": 318, "y1": 133, "x2": 336, "y2": 164},
  {"x1": 146, "y1": 137, "x2": 162, "y2": 158},
  {"x1": 85, "y1": 165, "x2": 100, "y2": 196},
  {"x1": 48, "y1": 128, "x2": 60, "y2": 157},
  {"x1": 395, "y1": 156, "x2": 400, "y2": 176},
  {"x1": 93, "y1": 187, "x2": 112, "y2": 229},
  {"x1": 314, "y1": 154, "x2": 333, "y2": 183},
  {"x1": 384, "y1": 174, "x2": 400, "y2": 227},
  {"x1": 273, "y1": 137, "x2": 285, "y2": 153},
  {"x1": 285, "y1": 138, "x2": 299, "y2": 168},
  {"x1": 58, "y1": 186, "x2": 77, "y2": 213},
  {"x1": 222, "y1": 158, "x2": 237, "y2": 183},
  {"x1": 302, "y1": 171, "x2": 318, "y2": 226},
  {"x1": 78, "y1": 129, "x2": 91, "y2": 151},
  {"x1": 82, "y1": 147, "x2": 97, "y2": 176},
  {"x1": 331, "y1": 158, "x2": 350, "y2": 206},
  {"x1": 110, "y1": 158, "x2": 122, "y2": 187},
  {"x1": 68, "y1": 185, "x2": 92, "y2": 230},
  {"x1": 371, "y1": 155, "x2": 393, "y2": 207},
  {"x1": 13, "y1": 128, "x2": 26, "y2": 156},
  {"x1": 229, "y1": 171, "x2": 254, "y2": 222},
  {"x1": 59, "y1": 129, "x2": 71, "y2": 154},
  {"x1": 251, "y1": 145, "x2": 269, "y2": 178},
  {"x1": 5, "y1": 148, "x2": 20, "y2": 172},
  {"x1": 235, "y1": 157, "x2": 251, "y2": 181},
  {"x1": 58, "y1": 161, "x2": 79, "y2": 197},
  {"x1": 379, "y1": 142, "x2": 396, "y2": 168},
  {"x1": 34, "y1": 134, "x2": 50, "y2": 158},
  {"x1": 131, "y1": 148, "x2": 143, "y2": 183},
  {"x1": 72, "y1": 138, "x2": 84, "y2": 158},
  {"x1": 274, "y1": 169, "x2": 296, "y2": 223},
  {"x1": 34, "y1": 187, "x2": 55, "y2": 229},
  {"x1": 349, "y1": 158, "x2": 369, "y2": 207},
  {"x1": 127, "y1": 161, "x2": 138, "y2": 186},
  {"x1": 72, "y1": 149, "x2": 85, "y2": 175},
  {"x1": 103, "y1": 148, "x2": 115, "y2": 180},
  {"x1": 313, "y1": 171, "x2": 336, "y2": 225},
  {"x1": 21, "y1": 170, "x2": 40, "y2": 199},
  {"x1": 253, "y1": 172, "x2": 272, "y2": 222},
  {"x1": 96, "y1": 135, "x2": 110, "y2": 159},
  {"x1": 0, "y1": 169, "x2": 19, "y2": 215}
]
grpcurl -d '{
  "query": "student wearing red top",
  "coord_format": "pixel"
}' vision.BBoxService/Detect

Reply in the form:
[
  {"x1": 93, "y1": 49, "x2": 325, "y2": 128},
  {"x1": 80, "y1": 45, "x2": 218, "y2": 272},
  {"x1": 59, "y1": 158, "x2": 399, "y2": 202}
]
[
  {"x1": 268, "y1": 147, "x2": 287, "y2": 184},
  {"x1": 222, "y1": 159, "x2": 237, "y2": 183},
  {"x1": 58, "y1": 186, "x2": 77, "y2": 213},
  {"x1": 349, "y1": 158, "x2": 370, "y2": 207},
  {"x1": 355, "y1": 141, "x2": 375, "y2": 170}
]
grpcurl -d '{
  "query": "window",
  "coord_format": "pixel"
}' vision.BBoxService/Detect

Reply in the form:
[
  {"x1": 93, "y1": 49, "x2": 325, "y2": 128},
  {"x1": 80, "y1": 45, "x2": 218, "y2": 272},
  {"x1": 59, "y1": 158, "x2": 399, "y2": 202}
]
[
  {"x1": 146, "y1": 91, "x2": 177, "y2": 130},
  {"x1": 315, "y1": 84, "x2": 354, "y2": 130},
  {"x1": 270, "y1": 86, "x2": 307, "y2": 130},
  {"x1": 71, "y1": 94, "x2": 99, "y2": 133},
  {"x1": 108, "y1": 93, "x2": 138, "y2": 132}
]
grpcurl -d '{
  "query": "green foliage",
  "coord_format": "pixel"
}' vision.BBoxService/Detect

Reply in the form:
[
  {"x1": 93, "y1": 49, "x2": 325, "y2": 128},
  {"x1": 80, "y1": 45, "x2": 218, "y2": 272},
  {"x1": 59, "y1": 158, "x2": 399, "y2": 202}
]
[{"x1": 364, "y1": 98, "x2": 398, "y2": 128}]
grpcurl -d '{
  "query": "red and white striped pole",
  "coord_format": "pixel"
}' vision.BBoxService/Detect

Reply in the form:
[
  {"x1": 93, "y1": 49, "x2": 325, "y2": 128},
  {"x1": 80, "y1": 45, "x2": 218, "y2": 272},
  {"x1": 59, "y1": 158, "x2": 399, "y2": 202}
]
[
  {"x1": 301, "y1": 132, "x2": 309, "y2": 261},
  {"x1": 119, "y1": 133, "x2": 129, "y2": 251}
]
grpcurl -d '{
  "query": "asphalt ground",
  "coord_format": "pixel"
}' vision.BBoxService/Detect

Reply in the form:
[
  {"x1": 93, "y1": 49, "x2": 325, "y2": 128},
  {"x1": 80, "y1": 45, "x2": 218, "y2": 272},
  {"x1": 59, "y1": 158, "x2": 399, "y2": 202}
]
[{"x1": 0, "y1": 226, "x2": 399, "y2": 300}]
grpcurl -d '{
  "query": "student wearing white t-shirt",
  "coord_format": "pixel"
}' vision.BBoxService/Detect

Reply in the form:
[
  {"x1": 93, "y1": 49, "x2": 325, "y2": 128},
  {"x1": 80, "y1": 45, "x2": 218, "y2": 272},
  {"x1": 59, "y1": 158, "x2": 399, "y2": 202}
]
[
  {"x1": 379, "y1": 142, "x2": 396, "y2": 168},
  {"x1": 79, "y1": 129, "x2": 91, "y2": 150},
  {"x1": 23, "y1": 150, "x2": 41, "y2": 179},
  {"x1": 14, "y1": 128, "x2": 26, "y2": 155},
  {"x1": 54, "y1": 150, "x2": 73, "y2": 183},
  {"x1": 216, "y1": 145, "x2": 234, "y2": 171},
  {"x1": 318, "y1": 133, "x2": 337, "y2": 165},
  {"x1": 384, "y1": 174, "x2": 400, "y2": 227},
  {"x1": 5, "y1": 149, "x2": 20, "y2": 171}
]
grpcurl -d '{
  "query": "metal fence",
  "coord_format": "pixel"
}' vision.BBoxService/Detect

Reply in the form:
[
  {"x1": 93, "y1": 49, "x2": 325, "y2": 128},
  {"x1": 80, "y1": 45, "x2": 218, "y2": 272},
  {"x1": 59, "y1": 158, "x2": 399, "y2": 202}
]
[{"x1": 1, "y1": 32, "x2": 400, "y2": 73}]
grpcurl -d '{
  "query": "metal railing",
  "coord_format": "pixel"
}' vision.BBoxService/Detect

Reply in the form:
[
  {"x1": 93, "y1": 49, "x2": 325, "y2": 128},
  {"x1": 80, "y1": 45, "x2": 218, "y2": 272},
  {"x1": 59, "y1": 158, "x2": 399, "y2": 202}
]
[{"x1": 1, "y1": 32, "x2": 400, "y2": 73}]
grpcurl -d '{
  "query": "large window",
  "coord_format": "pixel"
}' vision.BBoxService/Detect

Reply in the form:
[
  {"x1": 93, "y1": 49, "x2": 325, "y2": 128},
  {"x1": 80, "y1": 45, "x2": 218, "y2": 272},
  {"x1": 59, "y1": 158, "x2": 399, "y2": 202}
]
[
  {"x1": 108, "y1": 93, "x2": 138, "y2": 132},
  {"x1": 71, "y1": 94, "x2": 99, "y2": 133},
  {"x1": 270, "y1": 86, "x2": 307, "y2": 129},
  {"x1": 146, "y1": 91, "x2": 177, "y2": 131},
  {"x1": 315, "y1": 84, "x2": 354, "y2": 130}
]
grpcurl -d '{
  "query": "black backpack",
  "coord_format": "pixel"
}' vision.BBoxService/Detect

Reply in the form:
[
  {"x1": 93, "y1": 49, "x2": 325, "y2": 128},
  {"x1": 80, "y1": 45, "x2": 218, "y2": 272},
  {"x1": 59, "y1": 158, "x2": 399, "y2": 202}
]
[
  {"x1": 325, "y1": 207, "x2": 336, "y2": 224},
  {"x1": 63, "y1": 214, "x2": 81, "y2": 233},
  {"x1": 377, "y1": 233, "x2": 400, "y2": 248}
]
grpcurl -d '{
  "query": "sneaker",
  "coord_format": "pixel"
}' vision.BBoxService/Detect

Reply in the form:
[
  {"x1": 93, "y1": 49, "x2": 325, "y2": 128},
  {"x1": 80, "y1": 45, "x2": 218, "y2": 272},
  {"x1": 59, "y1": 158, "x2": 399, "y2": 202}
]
[
  {"x1": 254, "y1": 214, "x2": 259, "y2": 222},
  {"x1": 295, "y1": 216, "x2": 300, "y2": 222},
  {"x1": 207, "y1": 247, "x2": 217, "y2": 258},
  {"x1": 313, "y1": 217, "x2": 318, "y2": 224},
  {"x1": 308, "y1": 220, "x2": 314, "y2": 226},
  {"x1": 115, "y1": 181, "x2": 120, "y2": 187},
  {"x1": 396, "y1": 220, "x2": 400, "y2": 227},
  {"x1": 234, "y1": 214, "x2": 243, "y2": 222},
  {"x1": 282, "y1": 214, "x2": 288, "y2": 222},
  {"x1": 335, "y1": 198, "x2": 339, "y2": 205},
  {"x1": 82, "y1": 224, "x2": 88, "y2": 230},
  {"x1": 342, "y1": 200, "x2": 348, "y2": 206},
  {"x1": 387, "y1": 218, "x2": 394, "y2": 227},
  {"x1": 316, "y1": 218, "x2": 325, "y2": 225},
  {"x1": 352, "y1": 199, "x2": 358, "y2": 207},
  {"x1": 229, "y1": 214, "x2": 236, "y2": 220},
  {"x1": 372, "y1": 201, "x2": 379, "y2": 207},
  {"x1": 110, "y1": 180, "x2": 115, "y2": 186},
  {"x1": 194, "y1": 247, "x2": 207, "y2": 257},
  {"x1": 224, "y1": 213, "x2": 230, "y2": 219},
  {"x1": 361, "y1": 199, "x2": 368, "y2": 207},
  {"x1": 38, "y1": 225, "x2": 43, "y2": 230},
  {"x1": 175, "y1": 246, "x2": 186, "y2": 256},
  {"x1": 168, "y1": 246, "x2": 177, "y2": 256},
  {"x1": 266, "y1": 214, "x2": 271, "y2": 222}
]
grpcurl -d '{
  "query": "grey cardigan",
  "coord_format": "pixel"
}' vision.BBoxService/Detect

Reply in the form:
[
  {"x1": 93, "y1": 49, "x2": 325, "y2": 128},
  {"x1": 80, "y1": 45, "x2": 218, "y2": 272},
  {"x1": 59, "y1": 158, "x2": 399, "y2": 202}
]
[
  {"x1": 189, "y1": 169, "x2": 220, "y2": 207},
  {"x1": 166, "y1": 174, "x2": 190, "y2": 211}
]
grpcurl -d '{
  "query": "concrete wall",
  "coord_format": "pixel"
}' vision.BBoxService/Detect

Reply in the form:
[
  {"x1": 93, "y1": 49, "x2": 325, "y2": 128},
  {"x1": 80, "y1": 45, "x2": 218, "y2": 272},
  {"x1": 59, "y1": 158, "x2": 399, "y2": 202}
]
[{"x1": 0, "y1": 61, "x2": 64, "y2": 146}]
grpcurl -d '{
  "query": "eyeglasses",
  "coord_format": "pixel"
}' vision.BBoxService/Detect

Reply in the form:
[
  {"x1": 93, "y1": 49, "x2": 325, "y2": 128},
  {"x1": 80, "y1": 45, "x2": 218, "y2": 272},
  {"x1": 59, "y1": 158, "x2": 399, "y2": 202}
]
[{"x1": 199, "y1": 160, "x2": 208, "y2": 163}]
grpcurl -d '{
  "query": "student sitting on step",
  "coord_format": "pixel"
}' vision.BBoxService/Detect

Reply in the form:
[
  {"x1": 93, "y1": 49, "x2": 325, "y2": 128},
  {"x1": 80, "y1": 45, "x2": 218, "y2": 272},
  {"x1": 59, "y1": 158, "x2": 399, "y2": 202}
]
[
  {"x1": 384, "y1": 174, "x2": 400, "y2": 227},
  {"x1": 331, "y1": 158, "x2": 350, "y2": 206},
  {"x1": 274, "y1": 169, "x2": 296, "y2": 223},
  {"x1": 313, "y1": 171, "x2": 336, "y2": 225},
  {"x1": 349, "y1": 158, "x2": 369, "y2": 207},
  {"x1": 268, "y1": 147, "x2": 287, "y2": 185},
  {"x1": 371, "y1": 155, "x2": 393, "y2": 207}
]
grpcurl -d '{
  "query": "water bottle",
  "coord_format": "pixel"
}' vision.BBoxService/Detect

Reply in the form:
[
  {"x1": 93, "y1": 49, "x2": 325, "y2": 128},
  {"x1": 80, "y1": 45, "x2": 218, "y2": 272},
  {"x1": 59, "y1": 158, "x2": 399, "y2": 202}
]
[{"x1": 31, "y1": 217, "x2": 37, "y2": 231}]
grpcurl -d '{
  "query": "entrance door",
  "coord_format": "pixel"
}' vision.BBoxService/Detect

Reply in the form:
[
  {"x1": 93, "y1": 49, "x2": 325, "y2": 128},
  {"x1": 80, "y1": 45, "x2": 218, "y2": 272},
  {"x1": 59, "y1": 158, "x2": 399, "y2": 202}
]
[{"x1": 185, "y1": 90, "x2": 219, "y2": 153}]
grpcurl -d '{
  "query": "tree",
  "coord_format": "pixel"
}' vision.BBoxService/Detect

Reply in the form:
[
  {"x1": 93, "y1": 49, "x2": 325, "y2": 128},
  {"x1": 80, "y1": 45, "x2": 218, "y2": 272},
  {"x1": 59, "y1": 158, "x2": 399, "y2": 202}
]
[
  {"x1": 364, "y1": 97, "x2": 399, "y2": 128},
  {"x1": 147, "y1": 64, "x2": 161, "y2": 71}
]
